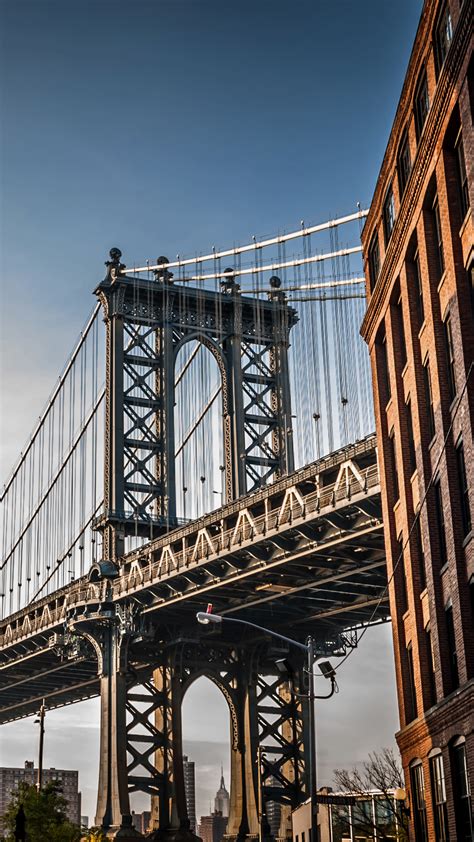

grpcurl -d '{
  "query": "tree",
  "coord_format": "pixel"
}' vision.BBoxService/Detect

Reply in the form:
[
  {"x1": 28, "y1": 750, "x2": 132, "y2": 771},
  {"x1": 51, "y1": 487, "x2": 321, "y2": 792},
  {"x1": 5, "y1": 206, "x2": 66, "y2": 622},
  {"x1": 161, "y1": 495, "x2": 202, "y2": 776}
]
[
  {"x1": 1, "y1": 781, "x2": 81, "y2": 842},
  {"x1": 332, "y1": 748, "x2": 409, "y2": 841}
]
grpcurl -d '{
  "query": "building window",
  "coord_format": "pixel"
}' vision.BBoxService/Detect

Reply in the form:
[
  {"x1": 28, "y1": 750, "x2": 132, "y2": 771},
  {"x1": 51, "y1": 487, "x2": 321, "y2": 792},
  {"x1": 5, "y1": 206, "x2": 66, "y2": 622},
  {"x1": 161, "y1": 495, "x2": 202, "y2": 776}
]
[
  {"x1": 395, "y1": 295, "x2": 407, "y2": 368},
  {"x1": 415, "y1": 70, "x2": 430, "y2": 140},
  {"x1": 406, "y1": 399, "x2": 416, "y2": 474},
  {"x1": 398, "y1": 533, "x2": 408, "y2": 614},
  {"x1": 445, "y1": 603, "x2": 459, "y2": 690},
  {"x1": 381, "y1": 332, "x2": 391, "y2": 403},
  {"x1": 415, "y1": 515, "x2": 426, "y2": 590},
  {"x1": 397, "y1": 130, "x2": 411, "y2": 198},
  {"x1": 413, "y1": 248, "x2": 425, "y2": 327},
  {"x1": 423, "y1": 358, "x2": 435, "y2": 440},
  {"x1": 455, "y1": 129, "x2": 470, "y2": 220},
  {"x1": 406, "y1": 643, "x2": 417, "y2": 723},
  {"x1": 451, "y1": 739, "x2": 473, "y2": 841},
  {"x1": 425, "y1": 625, "x2": 436, "y2": 704},
  {"x1": 456, "y1": 438, "x2": 471, "y2": 538},
  {"x1": 434, "y1": 4, "x2": 453, "y2": 76},
  {"x1": 430, "y1": 752, "x2": 449, "y2": 841},
  {"x1": 410, "y1": 761, "x2": 428, "y2": 842},
  {"x1": 432, "y1": 193, "x2": 445, "y2": 280},
  {"x1": 444, "y1": 314, "x2": 456, "y2": 401},
  {"x1": 383, "y1": 184, "x2": 396, "y2": 245},
  {"x1": 434, "y1": 478, "x2": 447, "y2": 567},
  {"x1": 389, "y1": 428, "x2": 399, "y2": 502},
  {"x1": 368, "y1": 230, "x2": 381, "y2": 292}
]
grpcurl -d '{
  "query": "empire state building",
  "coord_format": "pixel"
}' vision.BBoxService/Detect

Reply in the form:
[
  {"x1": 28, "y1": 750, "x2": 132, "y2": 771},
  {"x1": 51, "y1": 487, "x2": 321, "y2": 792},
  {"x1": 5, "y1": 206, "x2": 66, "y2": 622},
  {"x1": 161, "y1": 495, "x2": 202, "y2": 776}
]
[{"x1": 214, "y1": 767, "x2": 229, "y2": 818}]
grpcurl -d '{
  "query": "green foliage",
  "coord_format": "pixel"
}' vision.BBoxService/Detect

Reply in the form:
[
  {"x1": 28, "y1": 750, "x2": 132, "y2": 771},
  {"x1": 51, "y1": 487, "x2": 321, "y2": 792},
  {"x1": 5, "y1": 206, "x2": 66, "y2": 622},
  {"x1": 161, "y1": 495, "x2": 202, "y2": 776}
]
[{"x1": 1, "y1": 781, "x2": 81, "y2": 842}]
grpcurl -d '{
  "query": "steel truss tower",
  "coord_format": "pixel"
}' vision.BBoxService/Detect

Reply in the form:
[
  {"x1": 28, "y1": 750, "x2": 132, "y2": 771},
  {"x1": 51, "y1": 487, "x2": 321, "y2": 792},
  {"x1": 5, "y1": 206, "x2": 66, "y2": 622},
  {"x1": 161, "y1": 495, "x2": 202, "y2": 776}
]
[
  {"x1": 94, "y1": 249, "x2": 297, "y2": 562},
  {"x1": 81, "y1": 249, "x2": 304, "y2": 840}
]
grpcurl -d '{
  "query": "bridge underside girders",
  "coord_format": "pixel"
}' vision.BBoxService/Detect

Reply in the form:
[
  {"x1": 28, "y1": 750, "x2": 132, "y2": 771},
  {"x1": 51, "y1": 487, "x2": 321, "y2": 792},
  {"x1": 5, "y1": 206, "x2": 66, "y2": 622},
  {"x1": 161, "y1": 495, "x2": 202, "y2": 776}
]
[{"x1": 0, "y1": 437, "x2": 389, "y2": 726}]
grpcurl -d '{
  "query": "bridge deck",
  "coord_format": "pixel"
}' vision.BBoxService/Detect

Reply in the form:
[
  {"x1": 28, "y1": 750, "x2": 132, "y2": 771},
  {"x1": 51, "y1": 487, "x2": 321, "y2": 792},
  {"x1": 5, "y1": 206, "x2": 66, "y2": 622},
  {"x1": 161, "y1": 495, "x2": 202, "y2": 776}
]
[{"x1": 0, "y1": 435, "x2": 389, "y2": 723}]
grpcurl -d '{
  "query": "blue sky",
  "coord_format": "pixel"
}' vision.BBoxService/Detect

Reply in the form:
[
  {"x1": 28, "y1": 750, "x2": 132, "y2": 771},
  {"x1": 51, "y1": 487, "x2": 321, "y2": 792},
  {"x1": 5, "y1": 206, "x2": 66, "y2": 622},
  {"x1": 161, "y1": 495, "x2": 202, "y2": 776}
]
[
  {"x1": 1, "y1": 0, "x2": 422, "y2": 824},
  {"x1": 0, "y1": 0, "x2": 422, "y2": 473}
]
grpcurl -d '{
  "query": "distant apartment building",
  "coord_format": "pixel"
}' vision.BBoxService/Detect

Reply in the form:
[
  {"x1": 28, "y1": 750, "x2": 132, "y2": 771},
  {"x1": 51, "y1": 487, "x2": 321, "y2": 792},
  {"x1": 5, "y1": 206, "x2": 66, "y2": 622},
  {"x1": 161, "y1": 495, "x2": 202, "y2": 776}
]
[
  {"x1": 0, "y1": 760, "x2": 81, "y2": 828},
  {"x1": 131, "y1": 809, "x2": 151, "y2": 834},
  {"x1": 361, "y1": 0, "x2": 473, "y2": 840},
  {"x1": 199, "y1": 811, "x2": 228, "y2": 842},
  {"x1": 183, "y1": 754, "x2": 197, "y2": 832},
  {"x1": 266, "y1": 781, "x2": 282, "y2": 839}
]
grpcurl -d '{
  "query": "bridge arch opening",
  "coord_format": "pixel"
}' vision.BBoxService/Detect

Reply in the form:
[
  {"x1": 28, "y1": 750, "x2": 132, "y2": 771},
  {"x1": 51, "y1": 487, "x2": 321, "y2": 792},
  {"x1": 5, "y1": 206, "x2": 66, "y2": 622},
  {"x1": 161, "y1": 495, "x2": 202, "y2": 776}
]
[
  {"x1": 174, "y1": 339, "x2": 225, "y2": 521},
  {"x1": 182, "y1": 675, "x2": 231, "y2": 832}
]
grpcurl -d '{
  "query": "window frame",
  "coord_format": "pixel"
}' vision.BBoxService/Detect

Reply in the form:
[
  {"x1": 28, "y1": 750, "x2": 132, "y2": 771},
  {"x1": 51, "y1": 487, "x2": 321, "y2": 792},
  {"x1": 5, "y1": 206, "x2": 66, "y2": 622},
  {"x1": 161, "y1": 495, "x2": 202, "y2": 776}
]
[
  {"x1": 412, "y1": 247, "x2": 425, "y2": 327},
  {"x1": 383, "y1": 183, "x2": 396, "y2": 246},
  {"x1": 406, "y1": 642, "x2": 418, "y2": 723},
  {"x1": 397, "y1": 532, "x2": 408, "y2": 614},
  {"x1": 423, "y1": 357, "x2": 435, "y2": 441},
  {"x1": 451, "y1": 738, "x2": 473, "y2": 841},
  {"x1": 432, "y1": 192, "x2": 445, "y2": 280},
  {"x1": 389, "y1": 427, "x2": 399, "y2": 502},
  {"x1": 434, "y1": 3, "x2": 453, "y2": 77},
  {"x1": 406, "y1": 397, "x2": 416, "y2": 475},
  {"x1": 445, "y1": 602, "x2": 459, "y2": 690},
  {"x1": 429, "y1": 751, "x2": 449, "y2": 842},
  {"x1": 397, "y1": 129, "x2": 411, "y2": 198},
  {"x1": 368, "y1": 230, "x2": 381, "y2": 292},
  {"x1": 455, "y1": 128, "x2": 470, "y2": 220},
  {"x1": 410, "y1": 760, "x2": 428, "y2": 842},
  {"x1": 456, "y1": 437, "x2": 471, "y2": 538},
  {"x1": 414, "y1": 69, "x2": 430, "y2": 140},
  {"x1": 443, "y1": 313, "x2": 456, "y2": 401},
  {"x1": 434, "y1": 477, "x2": 447, "y2": 567}
]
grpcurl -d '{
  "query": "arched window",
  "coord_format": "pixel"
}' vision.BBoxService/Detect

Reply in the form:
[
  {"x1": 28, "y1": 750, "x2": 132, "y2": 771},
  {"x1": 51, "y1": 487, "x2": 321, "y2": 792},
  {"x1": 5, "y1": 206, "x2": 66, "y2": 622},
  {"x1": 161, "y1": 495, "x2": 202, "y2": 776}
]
[
  {"x1": 428, "y1": 749, "x2": 448, "y2": 841},
  {"x1": 409, "y1": 760, "x2": 428, "y2": 842},
  {"x1": 450, "y1": 736, "x2": 473, "y2": 841}
]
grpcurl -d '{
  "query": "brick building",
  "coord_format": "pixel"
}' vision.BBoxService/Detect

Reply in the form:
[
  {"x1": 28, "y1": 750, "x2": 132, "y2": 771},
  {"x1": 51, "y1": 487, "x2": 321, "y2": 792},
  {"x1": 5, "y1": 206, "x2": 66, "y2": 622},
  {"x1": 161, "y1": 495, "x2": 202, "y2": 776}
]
[
  {"x1": 198, "y1": 811, "x2": 228, "y2": 842},
  {"x1": 0, "y1": 760, "x2": 81, "y2": 829},
  {"x1": 360, "y1": 1, "x2": 473, "y2": 840}
]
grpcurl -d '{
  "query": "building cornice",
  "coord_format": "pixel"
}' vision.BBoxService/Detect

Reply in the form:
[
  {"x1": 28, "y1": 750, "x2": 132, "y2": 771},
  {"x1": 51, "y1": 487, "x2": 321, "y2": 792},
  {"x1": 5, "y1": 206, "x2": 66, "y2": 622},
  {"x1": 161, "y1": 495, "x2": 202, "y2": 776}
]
[{"x1": 396, "y1": 679, "x2": 474, "y2": 755}]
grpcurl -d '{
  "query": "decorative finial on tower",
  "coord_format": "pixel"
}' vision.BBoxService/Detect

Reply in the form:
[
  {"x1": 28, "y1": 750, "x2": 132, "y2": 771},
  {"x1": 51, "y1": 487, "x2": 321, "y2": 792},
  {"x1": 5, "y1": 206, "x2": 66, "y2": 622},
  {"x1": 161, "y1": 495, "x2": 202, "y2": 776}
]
[
  {"x1": 153, "y1": 256, "x2": 174, "y2": 283},
  {"x1": 268, "y1": 275, "x2": 285, "y2": 301},
  {"x1": 220, "y1": 268, "x2": 239, "y2": 294},
  {"x1": 104, "y1": 247, "x2": 125, "y2": 283}
]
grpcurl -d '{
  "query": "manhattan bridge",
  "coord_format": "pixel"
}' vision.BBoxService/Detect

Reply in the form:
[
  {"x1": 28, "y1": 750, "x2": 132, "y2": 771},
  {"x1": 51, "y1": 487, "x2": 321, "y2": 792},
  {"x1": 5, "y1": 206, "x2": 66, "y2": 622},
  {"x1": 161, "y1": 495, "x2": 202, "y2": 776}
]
[{"x1": 0, "y1": 209, "x2": 389, "y2": 840}]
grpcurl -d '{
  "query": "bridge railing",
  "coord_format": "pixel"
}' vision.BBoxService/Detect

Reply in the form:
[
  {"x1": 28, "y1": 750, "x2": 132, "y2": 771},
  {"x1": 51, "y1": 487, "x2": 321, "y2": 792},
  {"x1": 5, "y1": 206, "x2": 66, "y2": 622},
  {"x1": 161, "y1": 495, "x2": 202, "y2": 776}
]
[{"x1": 109, "y1": 462, "x2": 380, "y2": 595}]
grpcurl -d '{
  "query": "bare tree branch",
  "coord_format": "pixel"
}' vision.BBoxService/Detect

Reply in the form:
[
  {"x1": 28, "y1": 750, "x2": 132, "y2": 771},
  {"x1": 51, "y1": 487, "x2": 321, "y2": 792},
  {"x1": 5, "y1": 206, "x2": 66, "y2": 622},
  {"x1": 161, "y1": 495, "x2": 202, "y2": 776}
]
[{"x1": 332, "y1": 748, "x2": 408, "y2": 841}]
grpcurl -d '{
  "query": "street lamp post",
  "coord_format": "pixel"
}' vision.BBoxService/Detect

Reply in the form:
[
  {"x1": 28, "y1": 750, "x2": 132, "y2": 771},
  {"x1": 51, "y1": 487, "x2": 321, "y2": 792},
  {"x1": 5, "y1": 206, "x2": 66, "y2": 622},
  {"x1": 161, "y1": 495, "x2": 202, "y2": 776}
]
[
  {"x1": 35, "y1": 700, "x2": 46, "y2": 791},
  {"x1": 196, "y1": 612, "x2": 337, "y2": 842}
]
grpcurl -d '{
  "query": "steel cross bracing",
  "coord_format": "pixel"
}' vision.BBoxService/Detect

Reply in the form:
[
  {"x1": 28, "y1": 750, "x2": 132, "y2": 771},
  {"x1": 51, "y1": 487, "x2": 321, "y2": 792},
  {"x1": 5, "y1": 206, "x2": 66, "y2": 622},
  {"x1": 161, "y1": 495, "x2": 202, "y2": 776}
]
[{"x1": 94, "y1": 253, "x2": 297, "y2": 562}]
